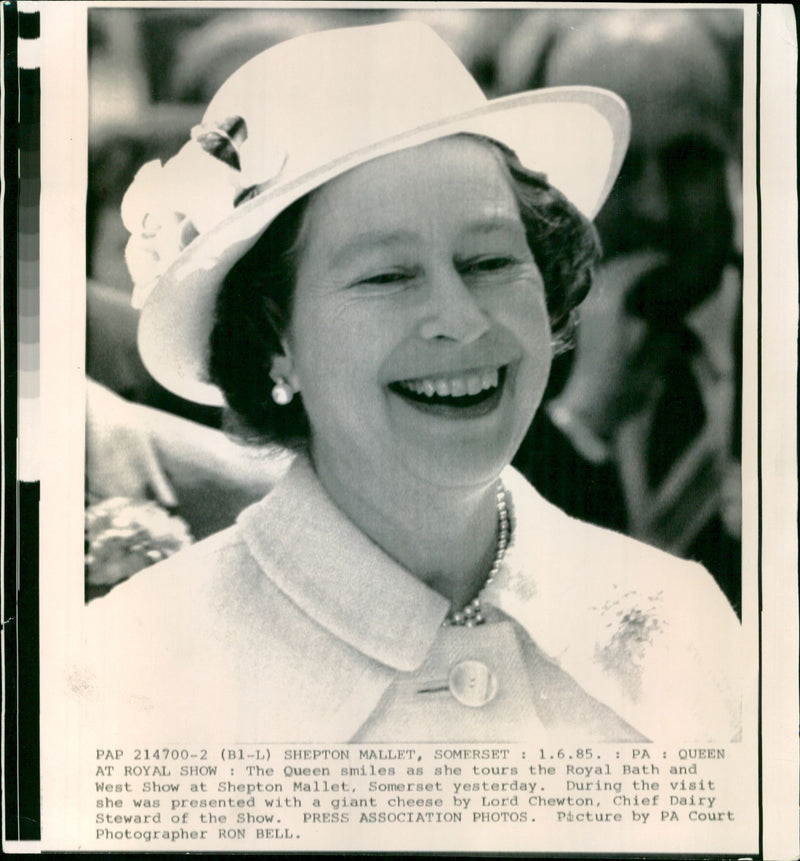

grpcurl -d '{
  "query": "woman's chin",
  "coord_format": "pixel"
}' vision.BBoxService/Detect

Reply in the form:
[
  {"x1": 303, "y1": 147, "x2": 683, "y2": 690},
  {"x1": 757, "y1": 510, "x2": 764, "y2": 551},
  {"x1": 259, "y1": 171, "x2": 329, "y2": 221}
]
[
  {"x1": 414, "y1": 450, "x2": 514, "y2": 491},
  {"x1": 384, "y1": 390, "x2": 528, "y2": 489}
]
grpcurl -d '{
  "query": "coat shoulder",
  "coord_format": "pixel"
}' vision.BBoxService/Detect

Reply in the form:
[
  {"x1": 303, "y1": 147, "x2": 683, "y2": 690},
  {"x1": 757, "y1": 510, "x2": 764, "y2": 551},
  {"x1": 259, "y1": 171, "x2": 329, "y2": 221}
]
[
  {"x1": 504, "y1": 464, "x2": 729, "y2": 609},
  {"x1": 88, "y1": 522, "x2": 259, "y2": 614}
]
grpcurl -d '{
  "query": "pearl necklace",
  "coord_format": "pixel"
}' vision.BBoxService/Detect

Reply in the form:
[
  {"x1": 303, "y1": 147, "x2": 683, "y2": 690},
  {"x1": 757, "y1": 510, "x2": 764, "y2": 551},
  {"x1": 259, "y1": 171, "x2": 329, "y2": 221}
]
[{"x1": 443, "y1": 482, "x2": 509, "y2": 627}]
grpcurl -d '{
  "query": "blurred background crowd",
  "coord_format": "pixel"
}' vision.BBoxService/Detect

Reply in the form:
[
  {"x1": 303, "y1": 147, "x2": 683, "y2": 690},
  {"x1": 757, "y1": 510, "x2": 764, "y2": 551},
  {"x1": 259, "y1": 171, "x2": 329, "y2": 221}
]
[{"x1": 85, "y1": 7, "x2": 744, "y2": 613}]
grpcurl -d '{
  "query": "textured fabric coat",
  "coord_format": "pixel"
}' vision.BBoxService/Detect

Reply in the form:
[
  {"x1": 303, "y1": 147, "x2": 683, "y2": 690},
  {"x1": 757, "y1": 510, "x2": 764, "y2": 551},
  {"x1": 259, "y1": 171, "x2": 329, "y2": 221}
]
[{"x1": 69, "y1": 456, "x2": 741, "y2": 744}]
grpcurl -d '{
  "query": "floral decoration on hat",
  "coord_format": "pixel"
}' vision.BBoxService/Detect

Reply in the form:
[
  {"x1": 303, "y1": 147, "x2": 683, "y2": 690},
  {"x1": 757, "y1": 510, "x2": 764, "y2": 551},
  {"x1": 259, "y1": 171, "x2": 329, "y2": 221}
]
[{"x1": 121, "y1": 115, "x2": 286, "y2": 309}]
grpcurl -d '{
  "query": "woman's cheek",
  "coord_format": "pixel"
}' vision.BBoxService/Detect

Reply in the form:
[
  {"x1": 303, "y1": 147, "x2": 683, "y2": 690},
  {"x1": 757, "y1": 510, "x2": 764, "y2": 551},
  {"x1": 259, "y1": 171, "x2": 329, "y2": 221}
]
[{"x1": 499, "y1": 278, "x2": 551, "y2": 340}]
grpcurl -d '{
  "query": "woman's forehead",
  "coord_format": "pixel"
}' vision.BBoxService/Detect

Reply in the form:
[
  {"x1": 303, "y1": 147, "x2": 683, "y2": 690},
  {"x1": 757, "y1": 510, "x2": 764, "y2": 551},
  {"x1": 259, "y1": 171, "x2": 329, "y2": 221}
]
[{"x1": 301, "y1": 137, "x2": 521, "y2": 250}]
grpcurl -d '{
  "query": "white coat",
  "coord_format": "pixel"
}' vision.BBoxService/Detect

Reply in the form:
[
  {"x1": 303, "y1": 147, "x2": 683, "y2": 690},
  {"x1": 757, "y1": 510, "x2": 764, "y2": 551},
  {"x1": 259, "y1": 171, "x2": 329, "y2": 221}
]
[{"x1": 69, "y1": 455, "x2": 741, "y2": 744}]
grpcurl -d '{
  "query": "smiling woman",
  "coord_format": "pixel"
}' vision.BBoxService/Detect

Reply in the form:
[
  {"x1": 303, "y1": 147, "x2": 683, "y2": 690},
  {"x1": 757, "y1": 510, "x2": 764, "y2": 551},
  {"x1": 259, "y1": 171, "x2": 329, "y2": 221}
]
[
  {"x1": 209, "y1": 136, "x2": 597, "y2": 455},
  {"x1": 72, "y1": 21, "x2": 741, "y2": 744}
]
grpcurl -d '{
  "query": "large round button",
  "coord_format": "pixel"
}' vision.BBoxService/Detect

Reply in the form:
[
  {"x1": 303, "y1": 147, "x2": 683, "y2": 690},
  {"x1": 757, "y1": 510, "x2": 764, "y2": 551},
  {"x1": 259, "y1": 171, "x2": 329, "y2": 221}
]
[{"x1": 448, "y1": 660, "x2": 498, "y2": 708}]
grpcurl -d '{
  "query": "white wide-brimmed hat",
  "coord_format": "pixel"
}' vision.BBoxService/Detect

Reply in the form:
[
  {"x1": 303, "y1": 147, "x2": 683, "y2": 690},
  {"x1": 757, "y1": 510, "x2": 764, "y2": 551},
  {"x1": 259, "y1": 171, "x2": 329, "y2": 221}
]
[{"x1": 123, "y1": 21, "x2": 629, "y2": 406}]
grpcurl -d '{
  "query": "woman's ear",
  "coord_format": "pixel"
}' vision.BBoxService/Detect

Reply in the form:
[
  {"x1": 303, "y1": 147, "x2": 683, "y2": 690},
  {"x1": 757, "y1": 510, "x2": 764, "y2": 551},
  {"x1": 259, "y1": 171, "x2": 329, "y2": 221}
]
[{"x1": 269, "y1": 352, "x2": 300, "y2": 394}]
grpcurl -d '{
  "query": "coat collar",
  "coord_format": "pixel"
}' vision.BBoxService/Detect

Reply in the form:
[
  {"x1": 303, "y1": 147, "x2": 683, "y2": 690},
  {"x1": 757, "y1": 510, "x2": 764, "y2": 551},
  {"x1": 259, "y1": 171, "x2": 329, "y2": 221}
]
[
  {"x1": 238, "y1": 454, "x2": 449, "y2": 672},
  {"x1": 237, "y1": 454, "x2": 739, "y2": 741},
  {"x1": 237, "y1": 454, "x2": 599, "y2": 673}
]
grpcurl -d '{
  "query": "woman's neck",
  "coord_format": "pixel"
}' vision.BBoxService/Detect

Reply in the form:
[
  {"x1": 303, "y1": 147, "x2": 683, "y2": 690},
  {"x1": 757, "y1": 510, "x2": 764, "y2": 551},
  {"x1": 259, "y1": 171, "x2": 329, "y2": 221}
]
[{"x1": 310, "y1": 444, "x2": 502, "y2": 611}]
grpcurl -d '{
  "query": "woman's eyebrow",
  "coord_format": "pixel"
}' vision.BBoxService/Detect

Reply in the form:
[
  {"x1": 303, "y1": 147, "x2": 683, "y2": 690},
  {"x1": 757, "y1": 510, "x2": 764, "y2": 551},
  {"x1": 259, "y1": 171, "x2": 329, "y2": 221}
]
[
  {"x1": 328, "y1": 215, "x2": 525, "y2": 267},
  {"x1": 461, "y1": 215, "x2": 526, "y2": 236},
  {"x1": 328, "y1": 230, "x2": 418, "y2": 267}
]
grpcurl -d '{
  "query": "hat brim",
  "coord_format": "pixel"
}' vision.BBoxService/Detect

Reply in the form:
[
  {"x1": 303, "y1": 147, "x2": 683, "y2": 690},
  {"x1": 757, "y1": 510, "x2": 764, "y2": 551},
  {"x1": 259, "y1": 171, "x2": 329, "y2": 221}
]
[{"x1": 138, "y1": 86, "x2": 629, "y2": 406}]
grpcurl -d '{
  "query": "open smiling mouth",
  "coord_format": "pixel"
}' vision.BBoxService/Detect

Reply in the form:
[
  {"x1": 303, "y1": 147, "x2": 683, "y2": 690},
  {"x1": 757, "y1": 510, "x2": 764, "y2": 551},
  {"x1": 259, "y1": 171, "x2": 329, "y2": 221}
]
[{"x1": 388, "y1": 367, "x2": 507, "y2": 417}]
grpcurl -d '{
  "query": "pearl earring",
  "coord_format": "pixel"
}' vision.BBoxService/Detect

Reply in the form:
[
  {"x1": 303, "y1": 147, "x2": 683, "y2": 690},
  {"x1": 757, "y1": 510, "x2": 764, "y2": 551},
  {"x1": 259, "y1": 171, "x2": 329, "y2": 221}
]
[{"x1": 271, "y1": 379, "x2": 294, "y2": 406}]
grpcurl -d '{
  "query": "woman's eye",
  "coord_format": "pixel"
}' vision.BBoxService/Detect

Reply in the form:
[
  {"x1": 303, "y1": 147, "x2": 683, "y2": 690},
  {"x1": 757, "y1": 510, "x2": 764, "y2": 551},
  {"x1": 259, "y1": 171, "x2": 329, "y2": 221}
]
[
  {"x1": 355, "y1": 270, "x2": 415, "y2": 288},
  {"x1": 463, "y1": 256, "x2": 516, "y2": 274},
  {"x1": 363, "y1": 272, "x2": 407, "y2": 284}
]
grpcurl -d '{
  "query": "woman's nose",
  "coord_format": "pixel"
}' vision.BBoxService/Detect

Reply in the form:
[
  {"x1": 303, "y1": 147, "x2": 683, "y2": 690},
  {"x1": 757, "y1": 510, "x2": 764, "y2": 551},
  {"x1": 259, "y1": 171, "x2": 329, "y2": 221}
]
[{"x1": 418, "y1": 264, "x2": 491, "y2": 343}]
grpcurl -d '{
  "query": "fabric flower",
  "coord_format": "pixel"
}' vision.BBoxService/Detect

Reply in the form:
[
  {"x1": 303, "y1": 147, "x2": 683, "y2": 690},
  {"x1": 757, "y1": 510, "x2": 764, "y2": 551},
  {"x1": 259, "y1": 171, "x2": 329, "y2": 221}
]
[
  {"x1": 124, "y1": 208, "x2": 199, "y2": 307},
  {"x1": 120, "y1": 113, "x2": 287, "y2": 308},
  {"x1": 121, "y1": 143, "x2": 240, "y2": 304}
]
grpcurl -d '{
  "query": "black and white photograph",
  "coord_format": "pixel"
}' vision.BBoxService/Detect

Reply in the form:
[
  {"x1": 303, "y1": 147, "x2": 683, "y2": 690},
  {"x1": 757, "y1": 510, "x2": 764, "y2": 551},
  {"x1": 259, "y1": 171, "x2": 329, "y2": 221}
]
[
  {"x1": 3, "y1": 2, "x2": 798, "y2": 856},
  {"x1": 79, "y1": 2, "x2": 747, "y2": 743}
]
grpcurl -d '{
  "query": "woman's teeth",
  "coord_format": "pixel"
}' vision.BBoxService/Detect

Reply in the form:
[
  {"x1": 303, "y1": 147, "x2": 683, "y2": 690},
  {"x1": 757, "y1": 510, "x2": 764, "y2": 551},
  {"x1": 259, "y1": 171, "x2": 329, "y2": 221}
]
[{"x1": 399, "y1": 369, "x2": 499, "y2": 398}]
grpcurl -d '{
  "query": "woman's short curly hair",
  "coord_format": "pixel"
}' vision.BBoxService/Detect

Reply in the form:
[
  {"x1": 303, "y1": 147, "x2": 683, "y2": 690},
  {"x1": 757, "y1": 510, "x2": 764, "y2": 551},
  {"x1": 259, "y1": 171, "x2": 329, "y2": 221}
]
[{"x1": 208, "y1": 136, "x2": 600, "y2": 448}]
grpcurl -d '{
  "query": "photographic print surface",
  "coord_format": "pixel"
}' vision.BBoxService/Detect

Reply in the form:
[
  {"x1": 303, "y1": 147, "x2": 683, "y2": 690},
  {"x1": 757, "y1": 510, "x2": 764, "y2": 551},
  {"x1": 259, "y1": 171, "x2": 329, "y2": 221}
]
[{"x1": 4, "y1": 2, "x2": 798, "y2": 857}]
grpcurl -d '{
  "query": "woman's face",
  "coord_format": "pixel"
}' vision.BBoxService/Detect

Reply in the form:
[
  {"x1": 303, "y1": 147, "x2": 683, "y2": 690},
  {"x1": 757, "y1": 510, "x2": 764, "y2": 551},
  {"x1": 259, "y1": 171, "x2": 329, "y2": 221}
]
[{"x1": 284, "y1": 136, "x2": 552, "y2": 492}]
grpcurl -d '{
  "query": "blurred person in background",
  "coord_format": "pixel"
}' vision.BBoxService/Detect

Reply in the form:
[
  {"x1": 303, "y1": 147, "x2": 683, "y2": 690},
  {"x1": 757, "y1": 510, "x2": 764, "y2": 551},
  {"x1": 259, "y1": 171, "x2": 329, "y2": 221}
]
[{"x1": 503, "y1": 10, "x2": 744, "y2": 614}]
